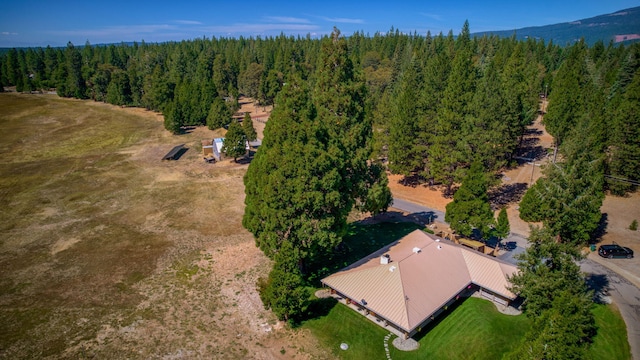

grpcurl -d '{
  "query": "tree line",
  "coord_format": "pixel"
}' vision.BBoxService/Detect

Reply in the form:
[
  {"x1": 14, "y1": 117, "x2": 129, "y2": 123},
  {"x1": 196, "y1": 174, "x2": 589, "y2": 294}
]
[{"x1": 1, "y1": 24, "x2": 637, "y2": 195}]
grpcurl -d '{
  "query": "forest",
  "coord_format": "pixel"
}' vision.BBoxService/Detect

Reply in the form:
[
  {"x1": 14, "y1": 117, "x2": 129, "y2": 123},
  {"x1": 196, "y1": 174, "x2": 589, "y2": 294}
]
[{"x1": 1, "y1": 23, "x2": 637, "y2": 197}]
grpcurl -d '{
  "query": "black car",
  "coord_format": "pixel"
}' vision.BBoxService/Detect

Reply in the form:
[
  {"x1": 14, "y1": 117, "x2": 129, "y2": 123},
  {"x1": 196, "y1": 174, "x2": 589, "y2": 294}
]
[{"x1": 598, "y1": 244, "x2": 634, "y2": 259}]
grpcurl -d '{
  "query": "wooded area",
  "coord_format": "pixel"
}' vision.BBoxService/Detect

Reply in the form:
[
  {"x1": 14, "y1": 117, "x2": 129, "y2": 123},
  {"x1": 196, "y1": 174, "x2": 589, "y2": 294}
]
[{"x1": 1, "y1": 23, "x2": 637, "y2": 196}]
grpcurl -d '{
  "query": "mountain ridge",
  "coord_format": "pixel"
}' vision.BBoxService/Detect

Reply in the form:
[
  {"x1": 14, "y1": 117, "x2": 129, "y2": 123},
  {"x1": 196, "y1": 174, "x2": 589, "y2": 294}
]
[{"x1": 472, "y1": 6, "x2": 640, "y2": 45}]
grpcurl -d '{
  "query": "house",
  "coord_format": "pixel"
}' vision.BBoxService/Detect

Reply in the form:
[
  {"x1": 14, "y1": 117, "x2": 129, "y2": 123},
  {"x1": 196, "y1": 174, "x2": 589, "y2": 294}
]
[{"x1": 321, "y1": 230, "x2": 518, "y2": 339}]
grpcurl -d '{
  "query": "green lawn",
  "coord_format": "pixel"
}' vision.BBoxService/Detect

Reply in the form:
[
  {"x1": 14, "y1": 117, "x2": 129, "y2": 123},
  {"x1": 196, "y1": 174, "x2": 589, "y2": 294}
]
[
  {"x1": 303, "y1": 297, "x2": 529, "y2": 360},
  {"x1": 588, "y1": 304, "x2": 631, "y2": 360},
  {"x1": 303, "y1": 297, "x2": 630, "y2": 360}
]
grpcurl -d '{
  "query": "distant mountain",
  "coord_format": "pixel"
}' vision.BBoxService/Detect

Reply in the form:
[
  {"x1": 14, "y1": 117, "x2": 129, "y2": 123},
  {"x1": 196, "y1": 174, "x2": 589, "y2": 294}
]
[{"x1": 473, "y1": 6, "x2": 640, "y2": 46}]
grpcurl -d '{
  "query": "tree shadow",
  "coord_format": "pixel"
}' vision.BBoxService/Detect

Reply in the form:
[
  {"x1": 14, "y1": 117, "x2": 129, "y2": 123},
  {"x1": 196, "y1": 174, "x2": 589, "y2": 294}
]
[
  {"x1": 585, "y1": 273, "x2": 610, "y2": 304},
  {"x1": 489, "y1": 182, "x2": 528, "y2": 209},
  {"x1": 592, "y1": 213, "x2": 609, "y2": 243},
  {"x1": 399, "y1": 173, "x2": 427, "y2": 188},
  {"x1": 411, "y1": 296, "x2": 468, "y2": 342},
  {"x1": 524, "y1": 128, "x2": 543, "y2": 136},
  {"x1": 520, "y1": 136, "x2": 540, "y2": 149},
  {"x1": 179, "y1": 125, "x2": 198, "y2": 134},
  {"x1": 305, "y1": 296, "x2": 338, "y2": 320},
  {"x1": 307, "y1": 215, "x2": 423, "y2": 284}
]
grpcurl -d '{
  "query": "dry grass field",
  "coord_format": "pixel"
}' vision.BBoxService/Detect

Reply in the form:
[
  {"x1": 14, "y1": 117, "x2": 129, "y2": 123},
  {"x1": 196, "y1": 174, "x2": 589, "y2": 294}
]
[{"x1": 0, "y1": 93, "x2": 326, "y2": 359}]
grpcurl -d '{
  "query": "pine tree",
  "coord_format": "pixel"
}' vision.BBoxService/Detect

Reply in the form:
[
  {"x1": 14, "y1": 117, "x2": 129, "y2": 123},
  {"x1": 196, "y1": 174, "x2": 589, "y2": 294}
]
[
  {"x1": 257, "y1": 241, "x2": 309, "y2": 323},
  {"x1": 64, "y1": 42, "x2": 87, "y2": 99},
  {"x1": 444, "y1": 160, "x2": 494, "y2": 238},
  {"x1": 544, "y1": 41, "x2": 588, "y2": 148},
  {"x1": 519, "y1": 133, "x2": 604, "y2": 245},
  {"x1": 387, "y1": 57, "x2": 427, "y2": 175},
  {"x1": 506, "y1": 227, "x2": 595, "y2": 359},
  {"x1": 608, "y1": 69, "x2": 640, "y2": 194},
  {"x1": 495, "y1": 207, "x2": 510, "y2": 240},
  {"x1": 163, "y1": 100, "x2": 183, "y2": 134},
  {"x1": 429, "y1": 22, "x2": 477, "y2": 194},
  {"x1": 243, "y1": 29, "x2": 388, "y2": 274},
  {"x1": 105, "y1": 70, "x2": 131, "y2": 105},
  {"x1": 242, "y1": 112, "x2": 257, "y2": 142},
  {"x1": 206, "y1": 97, "x2": 231, "y2": 130},
  {"x1": 221, "y1": 120, "x2": 247, "y2": 162}
]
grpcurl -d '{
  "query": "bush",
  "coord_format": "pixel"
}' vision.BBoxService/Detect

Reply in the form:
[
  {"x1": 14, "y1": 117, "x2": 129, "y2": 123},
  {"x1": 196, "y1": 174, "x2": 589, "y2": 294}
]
[{"x1": 630, "y1": 220, "x2": 638, "y2": 231}]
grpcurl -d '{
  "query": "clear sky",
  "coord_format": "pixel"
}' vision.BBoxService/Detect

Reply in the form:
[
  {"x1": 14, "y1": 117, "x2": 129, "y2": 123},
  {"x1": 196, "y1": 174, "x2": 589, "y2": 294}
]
[{"x1": 1, "y1": 0, "x2": 639, "y2": 47}]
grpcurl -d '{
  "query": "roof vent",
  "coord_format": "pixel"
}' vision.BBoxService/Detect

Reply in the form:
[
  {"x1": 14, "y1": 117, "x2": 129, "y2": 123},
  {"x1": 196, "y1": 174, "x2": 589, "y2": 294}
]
[
  {"x1": 412, "y1": 247, "x2": 421, "y2": 254},
  {"x1": 389, "y1": 265, "x2": 396, "y2": 272},
  {"x1": 380, "y1": 254, "x2": 390, "y2": 264},
  {"x1": 437, "y1": 245, "x2": 442, "y2": 250}
]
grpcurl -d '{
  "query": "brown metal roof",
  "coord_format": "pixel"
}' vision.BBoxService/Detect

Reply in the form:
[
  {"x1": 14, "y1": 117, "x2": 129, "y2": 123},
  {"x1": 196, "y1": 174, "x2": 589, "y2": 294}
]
[{"x1": 322, "y1": 230, "x2": 518, "y2": 333}]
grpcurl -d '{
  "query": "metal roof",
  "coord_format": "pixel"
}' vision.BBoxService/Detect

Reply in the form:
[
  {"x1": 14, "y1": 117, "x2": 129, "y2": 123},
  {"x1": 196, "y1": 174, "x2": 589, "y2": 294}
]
[{"x1": 322, "y1": 230, "x2": 518, "y2": 333}]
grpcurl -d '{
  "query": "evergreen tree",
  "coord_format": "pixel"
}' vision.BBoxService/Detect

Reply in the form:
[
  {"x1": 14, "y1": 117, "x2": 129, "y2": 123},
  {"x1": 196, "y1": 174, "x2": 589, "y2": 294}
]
[
  {"x1": 387, "y1": 57, "x2": 427, "y2": 175},
  {"x1": 357, "y1": 162, "x2": 393, "y2": 216},
  {"x1": 608, "y1": 69, "x2": 640, "y2": 194},
  {"x1": 257, "y1": 241, "x2": 309, "y2": 323},
  {"x1": 444, "y1": 160, "x2": 494, "y2": 238},
  {"x1": 470, "y1": 58, "x2": 509, "y2": 171},
  {"x1": 63, "y1": 42, "x2": 87, "y2": 99},
  {"x1": 105, "y1": 70, "x2": 131, "y2": 105},
  {"x1": 519, "y1": 133, "x2": 604, "y2": 245},
  {"x1": 544, "y1": 41, "x2": 588, "y2": 148},
  {"x1": 507, "y1": 227, "x2": 595, "y2": 359},
  {"x1": 221, "y1": 120, "x2": 247, "y2": 162},
  {"x1": 238, "y1": 62, "x2": 263, "y2": 98},
  {"x1": 244, "y1": 73, "x2": 334, "y2": 264},
  {"x1": 163, "y1": 100, "x2": 183, "y2": 134},
  {"x1": 90, "y1": 65, "x2": 111, "y2": 102},
  {"x1": 142, "y1": 65, "x2": 174, "y2": 112},
  {"x1": 495, "y1": 207, "x2": 510, "y2": 240},
  {"x1": 242, "y1": 112, "x2": 257, "y2": 142},
  {"x1": 244, "y1": 29, "x2": 386, "y2": 275},
  {"x1": 206, "y1": 97, "x2": 231, "y2": 130},
  {"x1": 258, "y1": 69, "x2": 282, "y2": 106},
  {"x1": 429, "y1": 22, "x2": 477, "y2": 194}
]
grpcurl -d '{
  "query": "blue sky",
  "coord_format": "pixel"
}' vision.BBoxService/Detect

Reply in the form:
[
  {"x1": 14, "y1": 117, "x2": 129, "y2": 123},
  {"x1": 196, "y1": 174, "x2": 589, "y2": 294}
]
[{"x1": 1, "y1": 0, "x2": 639, "y2": 47}]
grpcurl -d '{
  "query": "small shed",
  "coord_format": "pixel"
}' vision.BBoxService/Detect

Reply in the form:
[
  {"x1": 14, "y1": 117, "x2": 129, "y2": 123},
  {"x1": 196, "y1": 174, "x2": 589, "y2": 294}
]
[
  {"x1": 162, "y1": 144, "x2": 185, "y2": 160},
  {"x1": 202, "y1": 138, "x2": 225, "y2": 162}
]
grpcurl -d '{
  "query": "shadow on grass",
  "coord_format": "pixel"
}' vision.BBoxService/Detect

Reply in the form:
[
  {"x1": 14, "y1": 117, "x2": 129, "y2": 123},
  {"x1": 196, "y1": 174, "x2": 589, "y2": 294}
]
[
  {"x1": 307, "y1": 218, "x2": 423, "y2": 284},
  {"x1": 411, "y1": 296, "x2": 469, "y2": 342},
  {"x1": 307, "y1": 296, "x2": 338, "y2": 319}
]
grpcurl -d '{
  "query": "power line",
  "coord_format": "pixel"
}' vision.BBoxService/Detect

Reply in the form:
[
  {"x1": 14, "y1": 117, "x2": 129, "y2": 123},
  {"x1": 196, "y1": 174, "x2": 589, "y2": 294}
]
[{"x1": 604, "y1": 175, "x2": 640, "y2": 186}]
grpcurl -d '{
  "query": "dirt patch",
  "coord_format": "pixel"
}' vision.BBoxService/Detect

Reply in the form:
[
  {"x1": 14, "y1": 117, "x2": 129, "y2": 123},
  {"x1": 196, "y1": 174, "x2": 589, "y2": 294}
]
[
  {"x1": 596, "y1": 192, "x2": 640, "y2": 283},
  {"x1": 50, "y1": 237, "x2": 82, "y2": 255}
]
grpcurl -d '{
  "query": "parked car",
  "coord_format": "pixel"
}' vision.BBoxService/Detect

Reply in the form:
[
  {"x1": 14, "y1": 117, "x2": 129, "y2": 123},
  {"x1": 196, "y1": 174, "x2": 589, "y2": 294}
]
[{"x1": 598, "y1": 243, "x2": 634, "y2": 259}]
